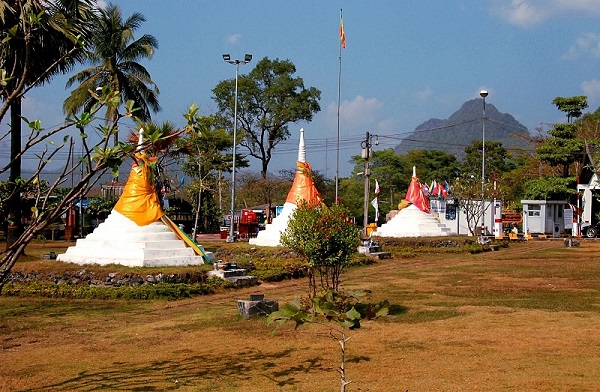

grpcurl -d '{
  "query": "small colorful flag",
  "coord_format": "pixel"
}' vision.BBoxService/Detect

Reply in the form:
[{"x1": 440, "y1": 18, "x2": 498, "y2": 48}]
[
  {"x1": 431, "y1": 180, "x2": 438, "y2": 196},
  {"x1": 339, "y1": 15, "x2": 346, "y2": 49},
  {"x1": 439, "y1": 182, "x2": 447, "y2": 197},
  {"x1": 374, "y1": 179, "x2": 380, "y2": 197}
]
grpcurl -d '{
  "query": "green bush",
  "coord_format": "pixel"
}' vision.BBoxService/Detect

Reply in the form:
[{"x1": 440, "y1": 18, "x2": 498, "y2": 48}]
[{"x1": 281, "y1": 202, "x2": 360, "y2": 295}]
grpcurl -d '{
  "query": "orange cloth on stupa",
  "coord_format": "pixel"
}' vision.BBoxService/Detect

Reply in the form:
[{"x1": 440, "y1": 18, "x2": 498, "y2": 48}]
[
  {"x1": 285, "y1": 161, "x2": 322, "y2": 206},
  {"x1": 114, "y1": 153, "x2": 164, "y2": 226}
]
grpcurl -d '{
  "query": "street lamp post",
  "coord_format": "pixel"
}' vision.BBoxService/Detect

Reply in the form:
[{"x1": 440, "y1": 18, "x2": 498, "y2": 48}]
[
  {"x1": 480, "y1": 90, "x2": 488, "y2": 239},
  {"x1": 223, "y1": 53, "x2": 252, "y2": 242}
]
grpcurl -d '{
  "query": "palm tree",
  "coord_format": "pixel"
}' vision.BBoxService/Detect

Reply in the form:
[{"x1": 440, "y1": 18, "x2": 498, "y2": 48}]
[{"x1": 63, "y1": 3, "x2": 160, "y2": 145}]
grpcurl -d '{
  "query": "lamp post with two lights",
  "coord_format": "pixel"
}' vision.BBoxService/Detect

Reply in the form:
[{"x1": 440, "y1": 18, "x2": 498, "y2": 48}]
[{"x1": 222, "y1": 53, "x2": 252, "y2": 242}]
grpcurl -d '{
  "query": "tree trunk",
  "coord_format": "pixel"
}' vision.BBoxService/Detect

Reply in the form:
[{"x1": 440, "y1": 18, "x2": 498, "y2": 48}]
[
  {"x1": 261, "y1": 171, "x2": 273, "y2": 223},
  {"x1": 6, "y1": 99, "x2": 23, "y2": 251}
]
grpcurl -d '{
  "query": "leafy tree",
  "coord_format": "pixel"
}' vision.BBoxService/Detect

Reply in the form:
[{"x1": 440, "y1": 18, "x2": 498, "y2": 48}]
[
  {"x1": 0, "y1": 89, "x2": 156, "y2": 291},
  {"x1": 577, "y1": 108, "x2": 600, "y2": 183},
  {"x1": 522, "y1": 176, "x2": 577, "y2": 200},
  {"x1": 212, "y1": 57, "x2": 321, "y2": 216},
  {"x1": 179, "y1": 109, "x2": 244, "y2": 235},
  {"x1": 236, "y1": 171, "x2": 290, "y2": 211},
  {"x1": 552, "y1": 96, "x2": 588, "y2": 122},
  {"x1": 86, "y1": 196, "x2": 119, "y2": 222},
  {"x1": 495, "y1": 154, "x2": 536, "y2": 208},
  {"x1": 1, "y1": 0, "x2": 95, "y2": 245},
  {"x1": 449, "y1": 174, "x2": 481, "y2": 236},
  {"x1": 337, "y1": 176, "x2": 365, "y2": 224},
  {"x1": 536, "y1": 123, "x2": 584, "y2": 178},
  {"x1": 342, "y1": 149, "x2": 408, "y2": 224},
  {"x1": 578, "y1": 107, "x2": 600, "y2": 142},
  {"x1": 461, "y1": 140, "x2": 518, "y2": 179},
  {"x1": 281, "y1": 202, "x2": 359, "y2": 297},
  {"x1": 537, "y1": 96, "x2": 587, "y2": 178},
  {"x1": 403, "y1": 149, "x2": 459, "y2": 185},
  {"x1": 524, "y1": 96, "x2": 588, "y2": 201},
  {"x1": 312, "y1": 171, "x2": 337, "y2": 206},
  {"x1": 63, "y1": 3, "x2": 159, "y2": 145},
  {"x1": 452, "y1": 140, "x2": 527, "y2": 234}
]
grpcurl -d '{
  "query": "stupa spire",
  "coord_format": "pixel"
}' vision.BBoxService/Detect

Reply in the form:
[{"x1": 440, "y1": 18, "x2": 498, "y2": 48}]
[{"x1": 298, "y1": 128, "x2": 306, "y2": 163}]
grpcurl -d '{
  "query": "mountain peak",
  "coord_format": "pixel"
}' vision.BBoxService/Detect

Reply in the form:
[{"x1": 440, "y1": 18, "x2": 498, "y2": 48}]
[{"x1": 396, "y1": 99, "x2": 531, "y2": 158}]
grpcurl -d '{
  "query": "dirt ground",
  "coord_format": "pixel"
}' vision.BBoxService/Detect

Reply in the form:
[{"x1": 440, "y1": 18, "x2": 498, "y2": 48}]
[{"x1": 2, "y1": 240, "x2": 600, "y2": 391}]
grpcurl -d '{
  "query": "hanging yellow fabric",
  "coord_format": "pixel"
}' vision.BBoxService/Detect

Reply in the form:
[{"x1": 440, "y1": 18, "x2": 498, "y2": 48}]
[{"x1": 114, "y1": 153, "x2": 164, "y2": 226}]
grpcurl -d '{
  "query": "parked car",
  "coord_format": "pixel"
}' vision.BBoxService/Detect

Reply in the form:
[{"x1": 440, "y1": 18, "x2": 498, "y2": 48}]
[{"x1": 581, "y1": 223, "x2": 600, "y2": 238}]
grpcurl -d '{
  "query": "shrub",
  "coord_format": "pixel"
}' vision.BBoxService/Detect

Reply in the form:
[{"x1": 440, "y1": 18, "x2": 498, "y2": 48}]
[{"x1": 281, "y1": 202, "x2": 360, "y2": 296}]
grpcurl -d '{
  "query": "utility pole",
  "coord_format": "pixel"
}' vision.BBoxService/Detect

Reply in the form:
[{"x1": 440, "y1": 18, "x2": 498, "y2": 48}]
[{"x1": 361, "y1": 132, "x2": 378, "y2": 237}]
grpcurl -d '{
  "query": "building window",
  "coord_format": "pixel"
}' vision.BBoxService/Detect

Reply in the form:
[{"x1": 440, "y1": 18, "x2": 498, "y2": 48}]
[{"x1": 528, "y1": 205, "x2": 541, "y2": 217}]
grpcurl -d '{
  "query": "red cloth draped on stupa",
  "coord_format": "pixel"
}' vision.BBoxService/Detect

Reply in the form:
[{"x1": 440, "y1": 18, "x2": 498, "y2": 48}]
[{"x1": 398, "y1": 176, "x2": 430, "y2": 213}]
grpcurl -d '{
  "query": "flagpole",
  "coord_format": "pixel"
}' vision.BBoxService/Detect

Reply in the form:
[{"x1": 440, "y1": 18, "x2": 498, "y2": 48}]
[{"x1": 336, "y1": 8, "x2": 343, "y2": 202}]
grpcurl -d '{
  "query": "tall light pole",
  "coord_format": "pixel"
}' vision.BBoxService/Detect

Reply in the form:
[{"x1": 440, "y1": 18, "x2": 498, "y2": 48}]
[
  {"x1": 223, "y1": 53, "x2": 252, "y2": 242},
  {"x1": 480, "y1": 90, "x2": 488, "y2": 239}
]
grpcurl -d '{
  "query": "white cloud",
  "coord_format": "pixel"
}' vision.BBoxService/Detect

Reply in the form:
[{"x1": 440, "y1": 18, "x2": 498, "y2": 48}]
[
  {"x1": 581, "y1": 79, "x2": 600, "y2": 104},
  {"x1": 492, "y1": 0, "x2": 600, "y2": 27},
  {"x1": 492, "y1": 0, "x2": 548, "y2": 27},
  {"x1": 563, "y1": 32, "x2": 600, "y2": 60},
  {"x1": 327, "y1": 95, "x2": 383, "y2": 129},
  {"x1": 225, "y1": 34, "x2": 242, "y2": 44}
]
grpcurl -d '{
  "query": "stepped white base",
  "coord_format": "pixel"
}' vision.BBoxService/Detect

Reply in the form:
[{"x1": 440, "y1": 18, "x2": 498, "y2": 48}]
[
  {"x1": 57, "y1": 210, "x2": 205, "y2": 267},
  {"x1": 374, "y1": 205, "x2": 454, "y2": 238},
  {"x1": 249, "y1": 202, "x2": 296, "y2": 247}
]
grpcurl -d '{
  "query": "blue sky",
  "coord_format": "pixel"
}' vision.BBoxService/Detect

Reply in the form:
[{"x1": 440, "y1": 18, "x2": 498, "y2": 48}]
[{"x1": 11, "y1": 0, "x2": 600, "y2": 179}]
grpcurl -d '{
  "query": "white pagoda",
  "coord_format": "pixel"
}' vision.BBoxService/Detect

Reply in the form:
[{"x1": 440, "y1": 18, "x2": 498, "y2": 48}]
[
  {"x1": 249, "y1": 128, "x2": 322, "y2": 247},
  {"x1": 58, "y1": 129, "x2": 214, "y2": 267},
  {"x1": 374, "y1": 167, "x2": 454, "y2": 238}
]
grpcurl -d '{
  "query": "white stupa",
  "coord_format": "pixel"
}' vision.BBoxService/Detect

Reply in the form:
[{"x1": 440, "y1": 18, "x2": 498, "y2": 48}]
[
  {"x1": 374, "y1": 167, "x2": 454, "y2": 238},
  {"x1": 57, "y1": 210, "x2": 211, "y2": 266},
  {"x1": 249, "y1": 128, "x2": 322, "y2": 247},
  {"x1": 58, "y1": 129, "x2": 214, "y2": 267}
]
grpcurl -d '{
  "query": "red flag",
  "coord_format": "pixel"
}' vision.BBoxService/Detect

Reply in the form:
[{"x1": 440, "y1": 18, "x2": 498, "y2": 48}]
[
  {"x1": 436, "y1": 182, "x2": 445, "y2": 197},
  {"x1": 441, "y1": 183, "x2": 448, "y2": 197},
  {"x1": 339, "y1": 16, "x2": 346, "y2": 49}
]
